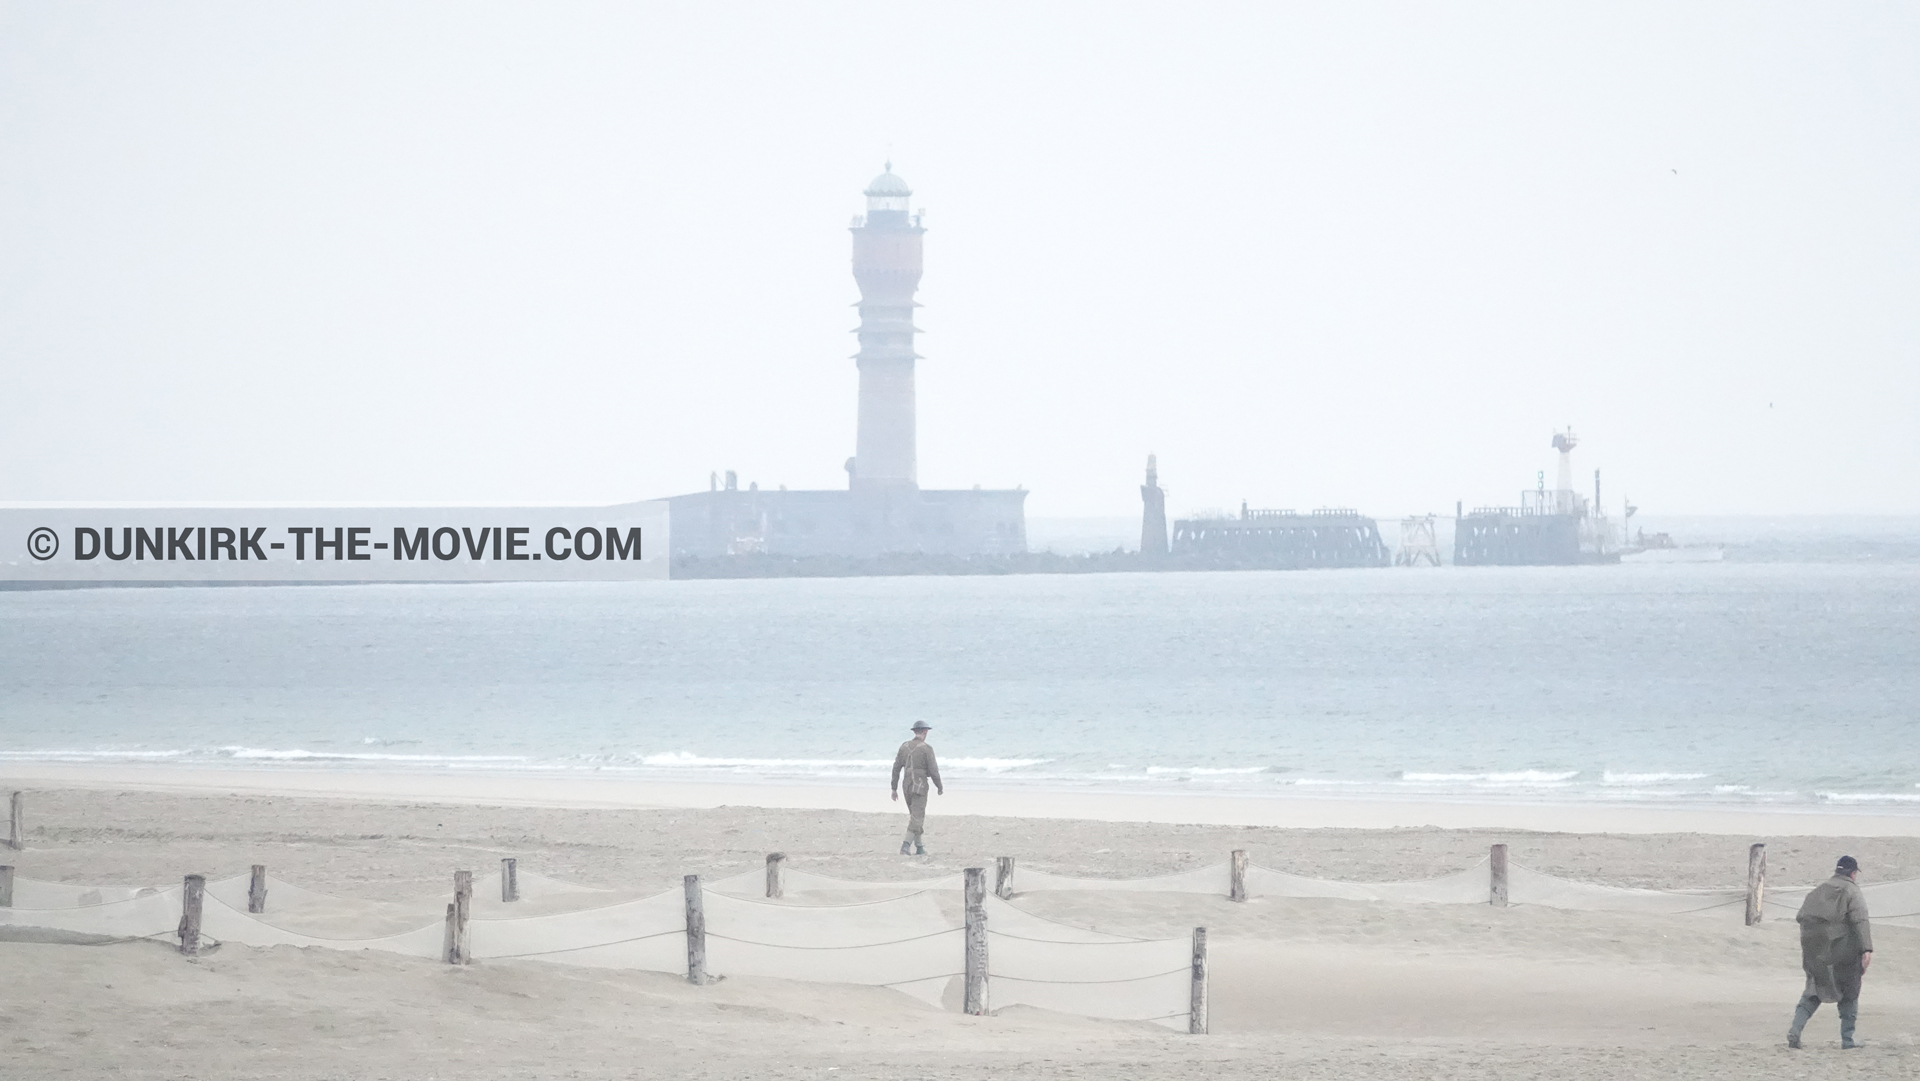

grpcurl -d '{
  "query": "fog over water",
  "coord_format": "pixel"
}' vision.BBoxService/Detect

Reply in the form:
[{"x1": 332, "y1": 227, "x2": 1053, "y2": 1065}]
[
  {"x1": 2, "y1": 4, "x2": 1915, "y2": 517},
  {"x1": 4, "y1": 561, "x2": 1915, "y2": 809}
]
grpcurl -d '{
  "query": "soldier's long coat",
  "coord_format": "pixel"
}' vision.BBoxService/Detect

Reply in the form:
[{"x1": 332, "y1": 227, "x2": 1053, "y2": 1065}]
[{"x1": 1797, "y1": 874, "x2": 1873, "y2": 1003}]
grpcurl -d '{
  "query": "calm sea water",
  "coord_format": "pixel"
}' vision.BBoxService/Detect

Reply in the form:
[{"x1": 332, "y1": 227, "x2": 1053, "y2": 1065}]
[{"x1": 2, "y1": 563, "x2": 1916, "y2": 808}]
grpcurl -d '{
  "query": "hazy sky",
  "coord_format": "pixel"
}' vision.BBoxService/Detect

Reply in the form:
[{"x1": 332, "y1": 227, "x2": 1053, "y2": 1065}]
[{"x1": 2, "y1": 3, "x2": 1914, "y2": 517}]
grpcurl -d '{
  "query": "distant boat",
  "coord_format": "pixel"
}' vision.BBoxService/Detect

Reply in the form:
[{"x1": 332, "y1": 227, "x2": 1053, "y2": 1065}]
[{"x1": 1621, "y1": 530, "x2": 1725, "y2": 563}]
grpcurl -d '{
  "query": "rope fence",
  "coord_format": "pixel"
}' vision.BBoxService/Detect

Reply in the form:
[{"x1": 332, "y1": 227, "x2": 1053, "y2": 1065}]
[{"x1": 4, "y1": 840, "x2": 1912, "y2": 1035}]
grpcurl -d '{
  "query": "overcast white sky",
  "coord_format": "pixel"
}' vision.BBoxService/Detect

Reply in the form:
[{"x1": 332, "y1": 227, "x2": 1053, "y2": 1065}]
[{"x1": 2, "y1": 3, "x2": 1914, "y2": 517}]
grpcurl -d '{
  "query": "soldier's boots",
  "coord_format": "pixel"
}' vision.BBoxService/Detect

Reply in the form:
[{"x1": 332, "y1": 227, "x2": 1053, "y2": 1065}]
[
  {"x1": 1788, "y1": 1000, "x2": 1815, "y2": 1049},
  {"x1": 1840, "y1": 1003, "x2": 1862, "y2": 1048},
  {"x1": 914, "y1": 842, "x2": 927, "y2": 856},
  {"x1": 899, "y1": 839, "x2": 913, "y2": 856}
]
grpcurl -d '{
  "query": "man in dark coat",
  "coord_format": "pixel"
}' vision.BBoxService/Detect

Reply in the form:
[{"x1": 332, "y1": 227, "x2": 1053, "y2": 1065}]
[
  {"x1": 1789, "y1": 855, "x2": 1874, "y2": 1049},
  {"x1": 889, "y1": 722, "x2": 943, "y2": 856}
]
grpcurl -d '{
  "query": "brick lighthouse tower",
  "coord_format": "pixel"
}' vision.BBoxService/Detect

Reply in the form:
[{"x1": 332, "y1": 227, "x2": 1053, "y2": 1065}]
[{"x1": 847, "y1": 163, "x2": 923, "y2": 491}]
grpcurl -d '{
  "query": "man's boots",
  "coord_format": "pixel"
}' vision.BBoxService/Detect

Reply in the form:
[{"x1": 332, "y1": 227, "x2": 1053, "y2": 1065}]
[
  {"x1": 1787, "y1": 999, "x2": 1814, "y2": 1048},
  {"x1": 899, "y1": 837, "x2": 913, "y2": 856},
  {"x1": 1840, "y1": 1002, "x2": 1863, "y2": 1049},
  {"x1": 914, "y1": 841, "x2": 927, "y2": 856}
]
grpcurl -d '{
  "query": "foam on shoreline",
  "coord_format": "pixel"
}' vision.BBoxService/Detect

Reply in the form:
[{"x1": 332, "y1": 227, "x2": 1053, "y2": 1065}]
[{"x1": 6, "y1": 760, "x2": 1920, "y2": 836}]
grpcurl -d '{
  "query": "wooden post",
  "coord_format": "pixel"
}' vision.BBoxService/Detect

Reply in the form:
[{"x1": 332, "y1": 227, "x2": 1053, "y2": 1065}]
[
  {"x1": 1490, "y1": 843, "x2": 1509, "y2": 907},
  {"x1": 684, "y1": 874, "x2": 707, "y2": 985},
  {"x1": 501, "y1": 858, "x2": 519, "y2": 903},
  {"x1": 995, "y1": 856, "x2": 1015, "y2": 900},
  {"x1": 8, "y1": 791, "x2": 21, "y2": 851},
  {"x1": 1229, "y1": 849, "x2": 1248, "y2": 903},
  {"x1": 442, "y1": 903, "x2": 456, "y2": 964},
  {"x1": 247, "y1": 864, "x2": 268, "y2": 913},
  {"x1": 1745, "y1": 843, "x2": 1767, "y2": 927},
  {"x1": 178, "y1": 874, "x2": 205, "y2": 955},
  {"x1": 452, "y1": 870, "x2": 472, "y2": 965},
  {"x1": 0, "y1": 864, "x2": 13, "y2": 907},
  {"x1": 765, "y1": 853, "x2": 785, "y2": 899},
  {"x1": 964, "y1": 866, "x2": 988, "y2": 1016},
  {"x1": 1189, "y1": 926, "x2": 1209, "y2": 1035}
]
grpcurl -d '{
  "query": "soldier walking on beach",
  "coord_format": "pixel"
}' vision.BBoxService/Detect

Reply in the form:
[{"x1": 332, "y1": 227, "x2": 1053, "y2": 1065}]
[
  {"x1": 890, "y1": 722, "x2": 943, "y2": 856},
  {"x1": 1788, "y1": 855, "x2": 1874, "y2": 1049}
]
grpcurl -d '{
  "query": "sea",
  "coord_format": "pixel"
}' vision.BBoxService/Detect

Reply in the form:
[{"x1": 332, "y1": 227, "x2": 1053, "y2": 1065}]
[{"x1": 3, "y1": 526, "x2": 1917, "y2": 811}]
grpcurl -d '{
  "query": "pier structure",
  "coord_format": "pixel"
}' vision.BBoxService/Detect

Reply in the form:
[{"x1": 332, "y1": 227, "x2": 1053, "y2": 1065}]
[
  {"x1": 1395, "y1": 515, "x2": 1441, "y2": 566},
  {"x1": 1171, "y1": 505, "x2": 1391, "y2": 569},
  {"x1": 669, "y1": 470, "x2": 1025, "y2": 560},
  {"x1": 1453, "y1": 500, "x2": 1583, "y2": 566},
  {"x1": 1453, "y1": 429, "x2": 1615, "y2": 566}
]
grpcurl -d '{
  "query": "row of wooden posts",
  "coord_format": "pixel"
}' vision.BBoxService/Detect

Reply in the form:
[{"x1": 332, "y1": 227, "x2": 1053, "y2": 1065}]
[
  {"x1": 213, "y1": 839, "x2": 1763, "y2": 1033},
  {"x1": 0, "y1": 790, "x2": 1777, "y2": 918},
  {"x1": 169, "y1": 859, "x2": 522, "y2": 963},
  {"x1": 0, "y1": 783, "x2": 1776, "y2": 927},
  {"x1": 0, "y1": 832, "x2": 1777, "y2": 934},
  {"x1": 153, "y1": 854, "x2": 1212, "y2": 1034},
  {"x1": 2, "y1": 778, "x2": 1770, "y2": 1024}
]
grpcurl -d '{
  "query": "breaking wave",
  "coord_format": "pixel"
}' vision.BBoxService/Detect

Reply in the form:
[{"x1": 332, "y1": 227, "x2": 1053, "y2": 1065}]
[
  {"x1": 641, "y1": 751, "x2": 1048, "y2": 773},
  {"x1": 2, "y1": 745, "x2": 1913, "y2": 810},
  {"x1": 1398, "y1": 770, "x2": 1580, "y2": 785},
  {"x1": 1601, "y1": 771, "x2": 1711, "y2": 785}
]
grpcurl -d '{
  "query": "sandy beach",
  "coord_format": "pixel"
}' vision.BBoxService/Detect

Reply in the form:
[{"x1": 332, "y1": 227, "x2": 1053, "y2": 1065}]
[{"x1": 3, "y1": 769, "x2": 1918, "y2": 1079}]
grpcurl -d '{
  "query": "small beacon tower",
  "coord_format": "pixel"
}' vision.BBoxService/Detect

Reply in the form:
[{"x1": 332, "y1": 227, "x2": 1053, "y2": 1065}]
[
  {"x1": 848, "y1": 164, "x2": 924, "y2": 491},
  {"x1": 1140, "y1": 455, "x2": 1169, "y2": 556}
]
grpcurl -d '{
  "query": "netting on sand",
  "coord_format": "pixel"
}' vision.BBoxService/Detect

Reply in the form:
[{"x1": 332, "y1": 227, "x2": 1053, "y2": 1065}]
[
  {"x1": 197, "y1": 892, "x2": 447, "y2": 957},
  {"x1": 702, "y1": 858, "x2": 1920, "y2": 926},
  {"x1": 1503, "y1": 866, "x2": 1746, "y2": 915},
  {"x1": 6, "y1": 854, "x2": 1914, "y2": 1030},
  {"x1": 470, "y1": 888, "x2": 688, "y2": 971},
  {"x1": 1017, "y1": 864, "x2": 1230, "y2": 895},
  {"x1": 1245, "y1": 862, "x2": 1492, "y2": 904},
  {"x1": 16, "y1": 858, "x2": 1920, "y2": 926},
  {"x1": 735, "y1": 859, "x2": 1490, "y2": 906},
  {"x1": 1760, "y1": 878, "x2": 1920, "y2": 925},
  {"x1": 703, "y1": 890, "x2": 962, "y2": 1005},
  {"x1": 0, "y1": 883, "x2": 183, "y2": 941},
  {"x1": 0, "y1": 870, "x2": 1194, "y2": 1026},
  {"x1": 707, "y1": 867, "x2": 964, "y2": 904},
  {"x1": 983, "y1": 896, "x2": 1192, "y2": 1027},
  {"x1": 6, "y1": 879, "x2": 159, "y2": 908}
]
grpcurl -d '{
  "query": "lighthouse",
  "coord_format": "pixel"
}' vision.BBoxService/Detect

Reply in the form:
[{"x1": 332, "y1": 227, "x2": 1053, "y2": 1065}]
[
  {"x1": 848, "y1": 164, "x2": 923, "y2": 491},
  {"x1": 661, "y1": 164, "x2": 1026, "y2": 562}
]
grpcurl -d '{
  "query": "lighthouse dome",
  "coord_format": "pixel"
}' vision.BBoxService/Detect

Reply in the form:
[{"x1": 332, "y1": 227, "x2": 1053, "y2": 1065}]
[
  {"x1": 864, "y1": 164, "x2": 912, "y2": 197},
  {"x1": 863, "y1": 164, "x2": 913, "y2": 218}
]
